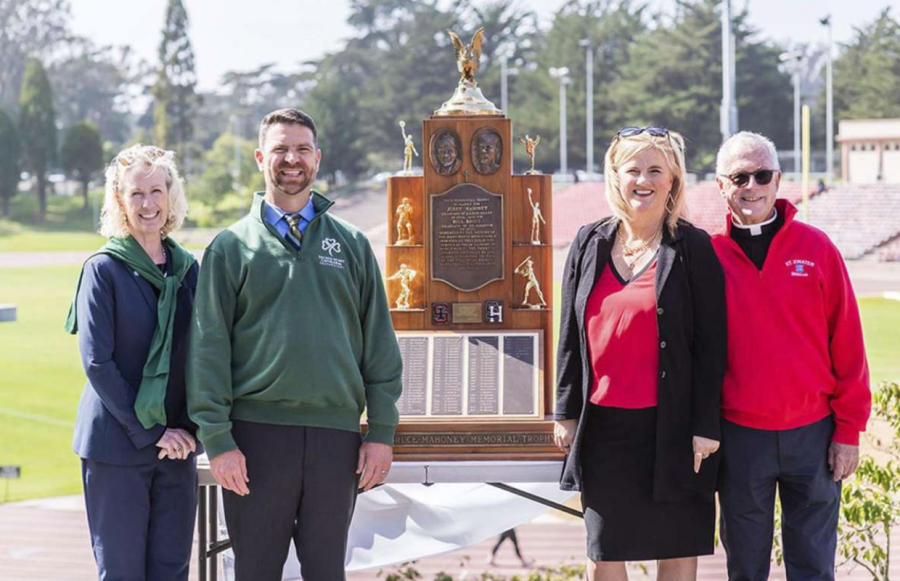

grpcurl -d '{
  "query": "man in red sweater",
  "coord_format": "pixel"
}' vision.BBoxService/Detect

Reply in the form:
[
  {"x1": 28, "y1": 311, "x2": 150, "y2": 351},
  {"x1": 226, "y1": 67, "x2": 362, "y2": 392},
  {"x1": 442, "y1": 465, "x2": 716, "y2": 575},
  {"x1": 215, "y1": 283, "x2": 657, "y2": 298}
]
[{"x1": 712, "y1": 132, "x2": 871, "y2": 581}]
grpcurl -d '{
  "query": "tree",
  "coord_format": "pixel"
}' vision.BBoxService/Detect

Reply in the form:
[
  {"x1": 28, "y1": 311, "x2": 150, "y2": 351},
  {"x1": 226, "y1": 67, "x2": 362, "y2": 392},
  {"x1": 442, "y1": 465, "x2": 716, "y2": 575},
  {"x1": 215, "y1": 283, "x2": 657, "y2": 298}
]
[
  {"x1": 0, "y1": 0, "x2": 71, "y2": 112},
  {"x1": 49, "y1": 39, "x2": 138, "y2": 145},
  {"x1": 0, "y1": 108, "x2": 20, "y2": 218},
  {"x1": 515, "y1": 0, "x2": 647, "y2": 172},
  {"x1": 304, "y1": 53, "x2": 370, "y2": 183},
  {"x1": 61, "y1": 121, "x2": 104, "y2": 210},
  {"x1": 188, "y1": 133, "x2": 264, "y2": 227},
  {"x1": 608, "y1": 0, "x2": 791, "y2": 172},
  {"x1": 19, "y1": 58, "x2": 57, "y2": 220},
  {"x1": 152, "y1": 0, "x2": 201, "y2": 167},
  {"x1": 832, "y1": 8, "x2": 900, "y2": 121}
]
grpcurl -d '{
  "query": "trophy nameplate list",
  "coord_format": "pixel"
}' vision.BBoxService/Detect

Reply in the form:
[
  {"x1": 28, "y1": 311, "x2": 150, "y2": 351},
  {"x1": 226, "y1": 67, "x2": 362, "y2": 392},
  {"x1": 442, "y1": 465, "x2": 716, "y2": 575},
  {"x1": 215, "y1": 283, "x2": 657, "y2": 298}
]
[{"x1": 395, "y1": 331, "x2": 542, "y2": 420}]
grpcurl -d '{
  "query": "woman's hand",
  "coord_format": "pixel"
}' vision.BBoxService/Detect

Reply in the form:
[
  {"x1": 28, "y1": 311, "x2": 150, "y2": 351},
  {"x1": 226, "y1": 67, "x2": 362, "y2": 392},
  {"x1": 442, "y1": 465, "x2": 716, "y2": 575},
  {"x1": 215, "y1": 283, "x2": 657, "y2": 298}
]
[
  {"x1": 156, "y1": 428, "x2": 197, "y2": 460},
  {"x1": 554, "y1": 420, "x2": 577, "y2": 454},
  {"x1": 692, "y1": 436, "x2": 720, "y2": 473}
]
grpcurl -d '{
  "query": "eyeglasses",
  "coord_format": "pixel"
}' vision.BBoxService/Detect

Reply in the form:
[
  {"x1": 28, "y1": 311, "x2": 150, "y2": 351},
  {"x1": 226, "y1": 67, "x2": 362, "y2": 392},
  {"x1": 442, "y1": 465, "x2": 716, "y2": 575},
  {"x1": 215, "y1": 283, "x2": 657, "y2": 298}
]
[
  {"x1": 721, "y1": 169, "x2": 778, "y2": 187},
  {"x1": 616, "y1": 126, "x2": 669, "y2": 139}
]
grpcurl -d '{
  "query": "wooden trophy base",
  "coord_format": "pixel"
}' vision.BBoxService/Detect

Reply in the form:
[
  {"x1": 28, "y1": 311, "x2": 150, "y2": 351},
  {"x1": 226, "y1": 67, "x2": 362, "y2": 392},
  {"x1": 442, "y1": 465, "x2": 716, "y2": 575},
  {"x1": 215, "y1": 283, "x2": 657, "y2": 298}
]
[{"x1": 365, "y1": 417, "x2": 564, "y2": 461}]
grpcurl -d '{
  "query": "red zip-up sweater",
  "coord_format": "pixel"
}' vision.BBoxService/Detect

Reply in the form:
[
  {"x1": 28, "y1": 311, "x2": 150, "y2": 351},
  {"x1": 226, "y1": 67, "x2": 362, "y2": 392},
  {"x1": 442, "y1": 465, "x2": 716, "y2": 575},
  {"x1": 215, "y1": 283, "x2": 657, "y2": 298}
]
[{"x1": 712, "y1": 199, "x2": 871, "y2": 445}]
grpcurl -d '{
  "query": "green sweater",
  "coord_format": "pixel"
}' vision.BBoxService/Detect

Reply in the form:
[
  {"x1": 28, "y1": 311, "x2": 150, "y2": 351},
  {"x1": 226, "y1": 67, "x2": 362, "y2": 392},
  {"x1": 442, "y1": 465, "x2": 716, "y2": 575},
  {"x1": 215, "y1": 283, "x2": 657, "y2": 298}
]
[{"x1": 187, "y1": 191, "x2": 403, "y2": 458}]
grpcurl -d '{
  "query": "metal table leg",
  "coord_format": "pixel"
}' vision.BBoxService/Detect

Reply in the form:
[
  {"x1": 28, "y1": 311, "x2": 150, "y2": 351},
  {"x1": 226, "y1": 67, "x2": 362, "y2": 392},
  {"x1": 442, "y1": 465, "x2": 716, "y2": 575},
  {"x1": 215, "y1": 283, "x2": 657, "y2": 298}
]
[
  {"x1": 488, "y1": 482, "x2": 583, "y2": 519},
  {"x1": 209, "y1": 487, "x2": 218, "y2": 580},
  {"x1": 199, "y1": 486, "x2": 208, "y2": 581}
]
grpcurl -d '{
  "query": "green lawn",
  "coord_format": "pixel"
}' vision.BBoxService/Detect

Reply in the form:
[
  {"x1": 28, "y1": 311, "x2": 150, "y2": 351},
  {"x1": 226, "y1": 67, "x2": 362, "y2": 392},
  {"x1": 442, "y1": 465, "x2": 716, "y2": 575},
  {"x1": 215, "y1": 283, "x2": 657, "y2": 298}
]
[
  {"x1": 859, "y1": 297, "x2": 900, "y2": 385},
  {"x1": 0, "y1": 266, "x2": 84, "y2": 502},
  {"x1": 0, "y1": 190, "x2": 105, "y2": 252},
  {"x1": 0, "y1": 271, "x2": 897, "y2": 503}
]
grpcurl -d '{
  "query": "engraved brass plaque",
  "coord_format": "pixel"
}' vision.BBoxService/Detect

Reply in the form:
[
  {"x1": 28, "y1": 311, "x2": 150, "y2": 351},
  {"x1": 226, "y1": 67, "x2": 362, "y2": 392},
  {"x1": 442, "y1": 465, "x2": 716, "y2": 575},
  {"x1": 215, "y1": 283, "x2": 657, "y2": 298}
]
[
  {"x1": 395, "y1": 432, "x2": 553, "y2": 447},
  {"x1": 431, "y1": 183, "x2": 504, "y2": 291},
  {"x1": 452, "y1": 302, "x2": 482, "y2": 324}
]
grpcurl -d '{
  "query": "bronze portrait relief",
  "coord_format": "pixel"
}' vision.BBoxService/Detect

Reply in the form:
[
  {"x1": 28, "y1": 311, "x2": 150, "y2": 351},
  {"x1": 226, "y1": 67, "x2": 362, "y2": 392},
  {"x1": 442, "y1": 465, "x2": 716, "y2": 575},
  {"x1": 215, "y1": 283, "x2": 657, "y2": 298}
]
[
  {"x1": 429, "y1": 129, "x2": 462, "y2": 176},
  {"x1": 472, "y1": 127, "x2": 502, "y2": 175}
]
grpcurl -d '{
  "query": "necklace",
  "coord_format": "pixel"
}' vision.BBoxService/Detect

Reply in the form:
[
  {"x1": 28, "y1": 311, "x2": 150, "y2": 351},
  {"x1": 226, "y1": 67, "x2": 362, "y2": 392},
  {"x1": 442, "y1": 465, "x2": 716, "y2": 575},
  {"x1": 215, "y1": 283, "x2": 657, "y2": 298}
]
[{"x1": 616, "y1": 226, "x2": 661, "y2": 269}]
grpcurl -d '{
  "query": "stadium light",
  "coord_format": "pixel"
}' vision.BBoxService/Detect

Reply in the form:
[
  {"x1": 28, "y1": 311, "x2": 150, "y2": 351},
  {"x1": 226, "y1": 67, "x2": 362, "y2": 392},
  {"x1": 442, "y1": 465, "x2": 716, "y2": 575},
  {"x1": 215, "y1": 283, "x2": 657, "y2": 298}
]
[
  {"x1": 820, "y1": 16, "x2": 834, "y2": 184},
  {"x1": 549, "y1": 67, "x2": 571, "y2": 176},
  {"x1": 720, "y1": 0, "x2": 738, "y2": 141},
  {"x1": 579, "y1": 39, "x2": 594, "y2": 175},
  {"x1": 780, "y1": 49, "x2": 807, "y2": 180},
  {"x1": 499, "y1": 44, "x2": 519, "y2": 117}
]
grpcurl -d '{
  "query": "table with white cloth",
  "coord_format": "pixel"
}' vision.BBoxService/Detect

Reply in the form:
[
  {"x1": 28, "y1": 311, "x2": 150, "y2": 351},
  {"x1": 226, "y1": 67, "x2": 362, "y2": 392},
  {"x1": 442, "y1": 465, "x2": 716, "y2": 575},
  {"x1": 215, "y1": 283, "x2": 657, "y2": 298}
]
[{"x1": 196, "y1": 455, "x2": 576, "y2": 581}]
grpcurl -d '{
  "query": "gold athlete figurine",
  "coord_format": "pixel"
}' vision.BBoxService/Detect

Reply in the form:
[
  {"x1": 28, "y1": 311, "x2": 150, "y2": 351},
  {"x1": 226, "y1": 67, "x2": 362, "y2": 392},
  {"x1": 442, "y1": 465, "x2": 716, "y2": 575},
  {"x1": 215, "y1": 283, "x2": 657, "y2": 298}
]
[
  {"x1": 528, "y1": 188, "x2": 546, "y2": 245},
  {"x1": 399, "y1": 121, "x2": 418, "y2": 174},
  {"x1": 387, "y1": 263, "x2": 417, "y2": 310},
  {"x1": 514, "y1": 256, "x2": 546, "y2": 309},
  {"x1": 395, "y1": 197, "x2": 414, "y2": 245},
  {"x1": 519, "y1": 134, "x2": 541, "y2": 174}
]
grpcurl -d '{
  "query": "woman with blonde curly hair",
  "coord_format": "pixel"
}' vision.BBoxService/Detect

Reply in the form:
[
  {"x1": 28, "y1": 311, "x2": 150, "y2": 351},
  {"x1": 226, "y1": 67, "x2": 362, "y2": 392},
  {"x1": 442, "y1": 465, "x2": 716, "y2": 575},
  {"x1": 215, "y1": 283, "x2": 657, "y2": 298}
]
[
  {"x1": 554, "y1": 127, "x2": 727, "y2": 580},
  {"x1": 65, "y1": 144, "x2": 199, "y2": 581}
]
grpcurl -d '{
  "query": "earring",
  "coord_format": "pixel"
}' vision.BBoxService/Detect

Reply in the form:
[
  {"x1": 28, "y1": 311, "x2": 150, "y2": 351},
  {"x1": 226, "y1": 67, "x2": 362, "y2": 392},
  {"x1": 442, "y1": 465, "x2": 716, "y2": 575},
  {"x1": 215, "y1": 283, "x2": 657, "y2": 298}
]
[{"x1": 665, "y1": 195, "x2": 676, "y2": 214}]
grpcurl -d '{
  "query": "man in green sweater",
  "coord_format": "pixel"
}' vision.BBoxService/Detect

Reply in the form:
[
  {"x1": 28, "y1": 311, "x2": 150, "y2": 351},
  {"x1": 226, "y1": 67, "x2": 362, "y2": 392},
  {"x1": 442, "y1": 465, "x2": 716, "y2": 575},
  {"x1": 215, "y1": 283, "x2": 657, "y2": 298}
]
[{"x1": 187, "y1": 108, "x2": 403, "y2": 581}]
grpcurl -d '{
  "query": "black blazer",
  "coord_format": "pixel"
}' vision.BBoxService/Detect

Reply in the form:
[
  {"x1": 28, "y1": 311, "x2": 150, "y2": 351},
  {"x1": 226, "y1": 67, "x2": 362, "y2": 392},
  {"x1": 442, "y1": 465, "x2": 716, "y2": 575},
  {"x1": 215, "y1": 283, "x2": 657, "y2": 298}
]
[
  {"x1": 555, "y1": 218, "x2": 726, "y2": 502},
  {"x1": 72, "y1": 253, "x2": 199, "y2": 465}
]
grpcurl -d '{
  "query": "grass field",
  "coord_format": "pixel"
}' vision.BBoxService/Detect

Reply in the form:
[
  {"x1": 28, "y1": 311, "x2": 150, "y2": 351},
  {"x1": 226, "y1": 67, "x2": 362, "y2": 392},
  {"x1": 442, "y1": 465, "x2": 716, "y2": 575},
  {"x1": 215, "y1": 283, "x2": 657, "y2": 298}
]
[
  {"x1": 0, "y1": 191, "x2": 105, "y2": 252},
  {"x1": 0, "y1": 267, "x2": 898, "y2": 503}
]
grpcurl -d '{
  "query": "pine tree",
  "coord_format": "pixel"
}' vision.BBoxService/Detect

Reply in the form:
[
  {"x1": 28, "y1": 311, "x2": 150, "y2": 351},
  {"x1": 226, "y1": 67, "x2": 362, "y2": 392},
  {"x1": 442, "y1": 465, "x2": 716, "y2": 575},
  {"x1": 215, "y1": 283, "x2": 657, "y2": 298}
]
[
  {"x1": 833, "y1": 8, "x2": 900, "y2": 120},
  {"x1": 19, "y1": 58, "x2": 57, "y2": 219},
  {"x1": 0, "y1": 108, "x2": 20, "y2": 218},
  {"x1": 608, "y1": 0, "x2": 792, "y2": 172},
  {"x1": 61, "y1": 121, "x2": 104, "y2": 210},
  {"x1": 152, "y1": 0, "x2": 200, "y2": 167}
]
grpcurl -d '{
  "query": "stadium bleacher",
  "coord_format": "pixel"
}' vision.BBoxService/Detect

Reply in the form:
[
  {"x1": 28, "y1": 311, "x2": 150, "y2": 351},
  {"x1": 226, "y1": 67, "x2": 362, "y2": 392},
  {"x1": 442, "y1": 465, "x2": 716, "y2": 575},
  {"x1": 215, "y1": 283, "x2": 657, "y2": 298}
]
[
  {"x1": 878, "y1": 236, "x2": 900, "y2": 262},
  {"x1": 552, "y1": 181, "x2": 900, "y2": 261}
]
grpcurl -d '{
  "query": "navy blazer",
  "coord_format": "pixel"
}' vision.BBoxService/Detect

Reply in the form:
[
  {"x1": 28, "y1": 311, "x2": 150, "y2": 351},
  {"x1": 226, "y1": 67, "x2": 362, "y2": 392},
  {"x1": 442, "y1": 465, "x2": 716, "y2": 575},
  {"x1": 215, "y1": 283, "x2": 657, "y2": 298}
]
[{"x1": 72, "y1": 253, "x2": 199, "y2": 466}]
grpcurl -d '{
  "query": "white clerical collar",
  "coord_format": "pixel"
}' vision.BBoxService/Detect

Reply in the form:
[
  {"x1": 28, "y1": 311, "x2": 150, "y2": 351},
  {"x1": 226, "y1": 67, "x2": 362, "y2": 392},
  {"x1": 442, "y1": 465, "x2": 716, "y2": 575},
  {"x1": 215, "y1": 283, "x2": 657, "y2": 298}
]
[{"x1": 732, "y1": 208, "x2": 778, "y2": 236}]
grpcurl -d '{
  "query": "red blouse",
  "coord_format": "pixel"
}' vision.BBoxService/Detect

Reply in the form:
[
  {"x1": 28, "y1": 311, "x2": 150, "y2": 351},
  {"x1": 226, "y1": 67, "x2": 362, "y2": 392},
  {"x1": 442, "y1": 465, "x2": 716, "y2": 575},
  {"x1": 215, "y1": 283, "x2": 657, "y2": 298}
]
[{"x1": 585, "y1": 260, "x2": 659, "y2": 408}]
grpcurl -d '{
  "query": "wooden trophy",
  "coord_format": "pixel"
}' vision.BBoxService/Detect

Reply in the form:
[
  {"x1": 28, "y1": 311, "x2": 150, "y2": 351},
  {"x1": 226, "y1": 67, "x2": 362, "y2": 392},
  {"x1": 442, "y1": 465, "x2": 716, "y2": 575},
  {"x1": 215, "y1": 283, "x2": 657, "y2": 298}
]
[{"x1": 382, "y1": 28, "x2": 558, "y2": 461}]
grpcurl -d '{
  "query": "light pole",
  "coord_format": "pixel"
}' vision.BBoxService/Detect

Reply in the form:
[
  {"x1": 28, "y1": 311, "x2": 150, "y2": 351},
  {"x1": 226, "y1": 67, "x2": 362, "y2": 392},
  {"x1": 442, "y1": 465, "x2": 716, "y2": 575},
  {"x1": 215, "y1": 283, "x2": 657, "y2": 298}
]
[
  {"x1": 780, "y1": 49, "x2": 806, "y2": 180},
  {"x1": 549, "y1": 67, "x2": 570, "y2": 176},
  {"x1": 720, "y1": 0, "x2": 738, "y2": 141},
  {"x1": 499, "y1": 45, "x2": 518, "y2": 116},
  {"x1": 820, "y1": 16, "x2": 834, "y2": 184},
  {"x1": 579, "y1": 38, "x2": 594, "y2": 175}
]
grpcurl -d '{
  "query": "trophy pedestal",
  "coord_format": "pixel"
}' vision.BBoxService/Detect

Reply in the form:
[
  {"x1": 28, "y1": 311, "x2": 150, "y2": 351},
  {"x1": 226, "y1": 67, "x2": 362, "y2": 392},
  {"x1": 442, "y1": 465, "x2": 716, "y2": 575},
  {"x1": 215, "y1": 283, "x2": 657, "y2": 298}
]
[{"x1": 383, "y1": 108, "x2": 554, "y2": 461}]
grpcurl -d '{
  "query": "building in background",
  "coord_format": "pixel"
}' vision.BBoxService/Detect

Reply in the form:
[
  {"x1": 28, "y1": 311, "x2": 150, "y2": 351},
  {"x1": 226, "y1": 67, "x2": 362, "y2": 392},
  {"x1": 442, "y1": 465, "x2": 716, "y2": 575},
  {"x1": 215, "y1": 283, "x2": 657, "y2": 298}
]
[{"x1": 837, "y1": 119, "x2": 900, "y2": 184}]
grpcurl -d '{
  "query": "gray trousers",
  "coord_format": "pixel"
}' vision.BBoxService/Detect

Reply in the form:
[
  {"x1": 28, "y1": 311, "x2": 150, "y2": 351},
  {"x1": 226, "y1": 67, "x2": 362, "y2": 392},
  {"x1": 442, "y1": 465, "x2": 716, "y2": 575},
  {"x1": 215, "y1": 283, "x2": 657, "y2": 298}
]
[
  {"x1": 719, "y1": 416, "x2": 841, "y2": 581},
  {"x1": 223, "y1": 420, "x2": 361, "y2": 581}
]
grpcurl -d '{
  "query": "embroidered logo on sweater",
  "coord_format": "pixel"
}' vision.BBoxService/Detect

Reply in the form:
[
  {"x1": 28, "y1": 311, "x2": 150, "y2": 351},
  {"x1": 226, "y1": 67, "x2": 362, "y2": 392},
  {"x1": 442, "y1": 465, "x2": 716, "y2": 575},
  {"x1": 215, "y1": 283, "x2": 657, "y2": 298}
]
[
  {"x1": 785, "y1": 259, "x2": 815, "y2": 277},
  {"x1": 322, "y1": 238, "x2": 342, "y2": 256}
]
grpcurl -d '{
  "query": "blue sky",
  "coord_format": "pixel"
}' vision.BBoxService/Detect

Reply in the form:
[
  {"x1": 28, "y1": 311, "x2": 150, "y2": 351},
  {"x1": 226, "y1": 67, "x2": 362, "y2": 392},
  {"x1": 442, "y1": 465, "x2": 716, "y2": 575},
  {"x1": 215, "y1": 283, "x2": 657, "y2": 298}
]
[{"x1": 69, "y1": 0, "x2": 894, "y2": 92}]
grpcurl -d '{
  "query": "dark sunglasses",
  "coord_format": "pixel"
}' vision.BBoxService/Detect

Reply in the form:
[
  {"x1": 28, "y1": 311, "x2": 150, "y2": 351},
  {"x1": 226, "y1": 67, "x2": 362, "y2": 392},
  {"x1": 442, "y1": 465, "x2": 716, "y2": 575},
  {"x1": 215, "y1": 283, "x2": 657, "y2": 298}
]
[
  {"x1": 722, "y1": 169, "x2": 778, "y2": 187},
  {"x1": 616, "y1": 126, "x2": 669, "y2": 139}
]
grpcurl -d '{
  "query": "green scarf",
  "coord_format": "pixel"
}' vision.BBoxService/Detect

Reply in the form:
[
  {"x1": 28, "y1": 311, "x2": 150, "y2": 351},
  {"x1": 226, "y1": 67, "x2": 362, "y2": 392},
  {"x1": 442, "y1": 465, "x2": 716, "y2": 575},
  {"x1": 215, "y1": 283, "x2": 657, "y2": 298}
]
[{"x1": 65, "y1": 235, "x2": 196, "y2": 430}]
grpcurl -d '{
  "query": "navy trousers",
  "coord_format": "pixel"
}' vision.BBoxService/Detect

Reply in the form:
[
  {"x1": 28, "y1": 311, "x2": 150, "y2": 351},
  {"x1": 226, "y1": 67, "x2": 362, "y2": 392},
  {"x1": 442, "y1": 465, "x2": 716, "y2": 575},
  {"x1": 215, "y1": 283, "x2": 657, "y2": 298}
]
[
  {"x1": 82, "y1": 457, "x2": 198, "y2": 581},
  {"x1": 719, "y1": 416, "x2": 841, "y2": 581},
  {"x1": 222, "y1": 421, "x2": 361, "y2": 581}
]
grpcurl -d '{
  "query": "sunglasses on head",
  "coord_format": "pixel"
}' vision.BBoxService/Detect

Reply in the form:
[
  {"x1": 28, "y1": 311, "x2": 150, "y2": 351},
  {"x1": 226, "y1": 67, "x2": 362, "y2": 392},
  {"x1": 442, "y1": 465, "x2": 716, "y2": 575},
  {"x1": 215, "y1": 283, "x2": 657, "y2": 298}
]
[
  {"x1": 616, "y1": 126, "x2": 669, "y2": 139},
  {"x1": 722, "y1": 169, "x2": 778, "y2": 187}
]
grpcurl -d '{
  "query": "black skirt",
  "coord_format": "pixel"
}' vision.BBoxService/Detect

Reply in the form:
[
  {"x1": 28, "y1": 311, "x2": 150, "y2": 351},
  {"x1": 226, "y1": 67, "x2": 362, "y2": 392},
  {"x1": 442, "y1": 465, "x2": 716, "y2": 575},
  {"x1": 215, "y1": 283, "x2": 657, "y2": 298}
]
[{"x1": 580, "y1": 405, "x2": 715, "y2": 561}]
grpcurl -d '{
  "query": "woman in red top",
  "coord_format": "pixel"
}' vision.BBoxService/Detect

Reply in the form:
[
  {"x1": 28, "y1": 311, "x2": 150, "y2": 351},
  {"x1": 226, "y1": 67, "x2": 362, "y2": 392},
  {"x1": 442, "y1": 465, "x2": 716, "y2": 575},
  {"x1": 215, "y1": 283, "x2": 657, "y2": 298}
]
[{"x1": 554, "y1": 128, "x2": 727, "y2": 580}]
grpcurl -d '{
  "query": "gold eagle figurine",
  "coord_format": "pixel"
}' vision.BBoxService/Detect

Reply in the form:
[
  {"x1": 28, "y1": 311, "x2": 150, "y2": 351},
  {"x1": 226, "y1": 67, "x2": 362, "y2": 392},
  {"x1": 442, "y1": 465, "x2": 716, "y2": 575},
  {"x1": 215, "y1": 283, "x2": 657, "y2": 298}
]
[{"x1": 448, "y1": 27, "x2": 485, "y2": 84}]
